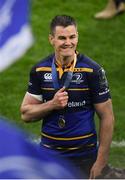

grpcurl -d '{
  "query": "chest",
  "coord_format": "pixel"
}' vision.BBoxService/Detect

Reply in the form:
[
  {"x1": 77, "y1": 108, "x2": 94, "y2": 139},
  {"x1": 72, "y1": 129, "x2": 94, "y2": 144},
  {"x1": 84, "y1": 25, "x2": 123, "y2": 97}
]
[{"x1": 39, "y1": 70, "x2": 90, "y2": 102}]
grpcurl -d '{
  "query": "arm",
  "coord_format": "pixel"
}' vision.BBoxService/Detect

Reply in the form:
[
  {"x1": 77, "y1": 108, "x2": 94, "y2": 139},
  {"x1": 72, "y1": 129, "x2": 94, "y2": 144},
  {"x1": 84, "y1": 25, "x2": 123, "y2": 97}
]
[
  {"x1": 89, "y1": 99, "x2": 114, "y2": 179},
  {"x1": 20, "y1": 87, "x2": 68, "y2": 122}
]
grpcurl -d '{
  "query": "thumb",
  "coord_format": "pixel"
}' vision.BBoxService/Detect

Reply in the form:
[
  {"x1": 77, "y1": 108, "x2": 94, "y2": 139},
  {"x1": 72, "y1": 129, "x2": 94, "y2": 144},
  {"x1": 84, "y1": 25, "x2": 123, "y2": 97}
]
[
  {"x1": 89, "y1": 169, "x2": 95, "y2": 180},
  {"x1": 58, "y1": 86, "x2": 66, "y2": 92}
]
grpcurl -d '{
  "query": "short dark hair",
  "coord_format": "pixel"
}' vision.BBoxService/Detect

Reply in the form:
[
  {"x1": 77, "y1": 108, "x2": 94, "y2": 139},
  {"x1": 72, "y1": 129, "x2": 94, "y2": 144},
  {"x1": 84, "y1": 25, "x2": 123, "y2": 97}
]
[{"x1": 50, "y1": 15, "x2": 77, "y2": 35}]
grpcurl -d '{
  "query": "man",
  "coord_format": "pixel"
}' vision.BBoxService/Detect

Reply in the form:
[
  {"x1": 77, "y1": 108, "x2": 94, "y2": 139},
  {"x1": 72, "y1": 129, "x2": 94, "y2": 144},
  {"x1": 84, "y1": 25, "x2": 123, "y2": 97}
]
[
  {"x1": 94, "y1": 0, "x2": 125, "y2": 19},
  {"x1": 20, "y1": 15, "x2": 114, "y2": 179}
]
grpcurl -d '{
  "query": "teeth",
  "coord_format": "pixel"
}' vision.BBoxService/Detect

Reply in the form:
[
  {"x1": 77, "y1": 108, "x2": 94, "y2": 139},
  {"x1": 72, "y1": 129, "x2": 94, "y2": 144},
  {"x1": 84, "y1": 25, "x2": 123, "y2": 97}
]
[{"x1": 63, "y1": 47, "x2": 72, "y2": 49}]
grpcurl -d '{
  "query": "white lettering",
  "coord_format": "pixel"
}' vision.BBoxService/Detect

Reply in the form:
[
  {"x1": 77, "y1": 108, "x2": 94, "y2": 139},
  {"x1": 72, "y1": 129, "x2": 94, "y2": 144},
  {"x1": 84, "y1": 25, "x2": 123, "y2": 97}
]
[
  {"x1": 68, "y1": 101, "x2": 86, "y2": 107},
  {"x1": 99, "y1": 89, "x2": 109, "y2": 95}
]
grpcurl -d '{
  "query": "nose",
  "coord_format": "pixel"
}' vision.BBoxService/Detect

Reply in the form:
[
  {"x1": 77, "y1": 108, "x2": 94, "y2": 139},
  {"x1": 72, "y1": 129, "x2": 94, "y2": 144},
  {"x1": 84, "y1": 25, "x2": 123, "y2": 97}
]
[{"x1": 64, "y1": 38, "x2": 71, "y2": 45}]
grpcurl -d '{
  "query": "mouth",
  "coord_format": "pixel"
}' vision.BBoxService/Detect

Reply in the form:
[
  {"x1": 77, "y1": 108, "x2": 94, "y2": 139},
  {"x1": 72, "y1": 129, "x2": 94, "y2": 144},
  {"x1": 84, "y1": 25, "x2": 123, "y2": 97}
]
[
  {"x1": 61, "y1": 45, "x2": 73, "y2": 49},
  {"x1": 61, "y1": 46, "x2": 74, "y2": 51}
]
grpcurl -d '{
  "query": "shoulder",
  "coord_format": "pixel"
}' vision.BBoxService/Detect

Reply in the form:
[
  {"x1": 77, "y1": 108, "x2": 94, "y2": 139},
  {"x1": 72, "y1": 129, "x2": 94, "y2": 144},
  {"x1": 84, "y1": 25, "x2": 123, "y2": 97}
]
[
  {"x1": 77, "y1": 53, "x2": 101, "y2": 72},
  {"x1": 77, "y1": 54, "x2": 109, "y2": 85},
  {"x1": 31, "y1": 54, "x2": 54, "y2": 73}
]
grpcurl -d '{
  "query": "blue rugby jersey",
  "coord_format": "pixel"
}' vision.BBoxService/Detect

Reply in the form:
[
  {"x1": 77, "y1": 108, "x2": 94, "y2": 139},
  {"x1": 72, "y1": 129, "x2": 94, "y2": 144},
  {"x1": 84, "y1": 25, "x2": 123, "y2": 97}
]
[{"x1": 27, "y1": 53, "x2": 111, "y2": 158}]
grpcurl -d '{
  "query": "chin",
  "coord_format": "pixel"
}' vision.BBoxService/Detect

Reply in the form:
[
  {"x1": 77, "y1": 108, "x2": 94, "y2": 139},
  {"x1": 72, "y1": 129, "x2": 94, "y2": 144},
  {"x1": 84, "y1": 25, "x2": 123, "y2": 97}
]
[{"x1": 61, "y1": 52, "x2": 74, "y2": 57}]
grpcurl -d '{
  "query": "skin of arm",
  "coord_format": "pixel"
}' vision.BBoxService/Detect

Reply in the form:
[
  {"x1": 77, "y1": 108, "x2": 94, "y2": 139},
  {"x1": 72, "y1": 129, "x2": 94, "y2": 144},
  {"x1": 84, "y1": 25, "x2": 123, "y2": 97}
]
[
  {"x1": 20, "y1": 87, "x2": 68, "y2": 122},
  {"x1": 89, "y1": 99, "x2": 114, "y2": 179}
]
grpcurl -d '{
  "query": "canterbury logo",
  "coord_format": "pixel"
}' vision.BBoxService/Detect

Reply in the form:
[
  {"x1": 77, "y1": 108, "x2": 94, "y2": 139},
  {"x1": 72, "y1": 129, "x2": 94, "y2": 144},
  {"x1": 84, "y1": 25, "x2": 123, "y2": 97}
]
[{"x1": 44, "y1": 73, "x2": 52, "y2": 80}]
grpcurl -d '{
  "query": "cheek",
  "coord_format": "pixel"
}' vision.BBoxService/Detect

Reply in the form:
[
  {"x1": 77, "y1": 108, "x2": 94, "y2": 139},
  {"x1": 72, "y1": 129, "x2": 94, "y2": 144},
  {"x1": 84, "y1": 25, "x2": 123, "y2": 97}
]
[
  {"x1": 53, "y1": 41, "x2": 62, "y2": 48},
  {"x1": 74, "y1": 38, "x2": 78, "y2": 44}
]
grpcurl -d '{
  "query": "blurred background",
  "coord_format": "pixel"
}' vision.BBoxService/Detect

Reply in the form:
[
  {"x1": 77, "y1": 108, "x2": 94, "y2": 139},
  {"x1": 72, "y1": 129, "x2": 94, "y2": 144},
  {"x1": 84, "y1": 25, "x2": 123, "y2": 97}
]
[{"x1": 0, "y1": 0, "x2": 125, "y2": 168}]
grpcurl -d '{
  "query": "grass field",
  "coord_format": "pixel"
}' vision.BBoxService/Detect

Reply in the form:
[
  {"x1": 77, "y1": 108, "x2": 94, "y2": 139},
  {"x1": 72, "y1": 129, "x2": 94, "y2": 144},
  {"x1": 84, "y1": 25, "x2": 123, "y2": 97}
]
[{"x1": 0, "y1": 0, "x2": 125, "y2": 168}]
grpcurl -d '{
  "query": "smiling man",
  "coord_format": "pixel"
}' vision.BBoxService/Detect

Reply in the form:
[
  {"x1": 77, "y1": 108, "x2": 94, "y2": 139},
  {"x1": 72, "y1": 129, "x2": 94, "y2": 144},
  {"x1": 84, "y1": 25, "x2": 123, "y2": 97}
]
[{"x1": 20, "y1": 15, "x2": 114, "y2": 179}]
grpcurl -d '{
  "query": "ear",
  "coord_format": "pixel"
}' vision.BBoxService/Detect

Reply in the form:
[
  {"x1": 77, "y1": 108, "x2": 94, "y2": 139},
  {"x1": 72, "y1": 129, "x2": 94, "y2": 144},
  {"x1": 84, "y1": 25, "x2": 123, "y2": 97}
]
[
  {"x1": 49, "y1": 34, "x2": 54, "y2": 45},
  {"x1": 77, "y1": 31, "x2": 79, "y2": 37},
  {"x1": 76, "y1": 31, "x2": 79, "y2": 39}
]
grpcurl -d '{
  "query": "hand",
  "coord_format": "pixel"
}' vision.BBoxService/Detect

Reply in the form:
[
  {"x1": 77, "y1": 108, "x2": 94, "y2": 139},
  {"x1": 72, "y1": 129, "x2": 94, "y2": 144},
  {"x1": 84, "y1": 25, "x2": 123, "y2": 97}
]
[
  {"x1": 52, "y1": 87, "x2": 68, "y2": 109},
  {"x1": 89, "y1": 161, "x2": 106, "y2": 179}
]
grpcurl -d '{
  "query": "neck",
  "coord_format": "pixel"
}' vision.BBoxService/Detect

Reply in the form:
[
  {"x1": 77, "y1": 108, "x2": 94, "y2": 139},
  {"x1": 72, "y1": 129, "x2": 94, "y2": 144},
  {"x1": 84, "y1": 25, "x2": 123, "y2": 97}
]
[{"x1": 55, "y1": 54, "x2": 75, "y2": 67}]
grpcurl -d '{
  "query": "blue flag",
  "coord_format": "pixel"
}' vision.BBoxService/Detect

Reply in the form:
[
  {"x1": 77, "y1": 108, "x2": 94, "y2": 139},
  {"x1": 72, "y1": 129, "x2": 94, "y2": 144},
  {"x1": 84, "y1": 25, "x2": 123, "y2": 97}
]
[
  {"x1": 0, "y1": 117, "x2": 79, "y2": 178},
  {"x1": 0, "y1": 0, "x2": 33, "y2": 72}
]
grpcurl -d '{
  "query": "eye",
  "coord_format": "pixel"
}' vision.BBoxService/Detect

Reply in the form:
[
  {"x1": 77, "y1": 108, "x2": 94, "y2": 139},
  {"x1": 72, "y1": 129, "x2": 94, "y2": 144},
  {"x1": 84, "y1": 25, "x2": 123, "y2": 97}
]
[
  {"x1": 70, "y1": 35, "x2": 76, "y2": 39},
  {"x1": 58, "y1": 36, "x2": 66, "y2": 40}
]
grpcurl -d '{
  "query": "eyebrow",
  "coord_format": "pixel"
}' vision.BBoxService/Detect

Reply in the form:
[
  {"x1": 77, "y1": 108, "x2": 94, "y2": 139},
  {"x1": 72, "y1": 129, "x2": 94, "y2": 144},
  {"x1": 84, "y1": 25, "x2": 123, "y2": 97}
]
[{"x1": 58, "y1": 34, "x2": 77, "y2": 39}]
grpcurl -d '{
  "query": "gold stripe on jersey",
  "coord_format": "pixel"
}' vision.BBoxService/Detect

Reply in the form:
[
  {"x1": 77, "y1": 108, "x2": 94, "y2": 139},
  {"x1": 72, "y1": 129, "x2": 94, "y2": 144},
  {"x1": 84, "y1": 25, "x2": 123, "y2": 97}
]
[
  {"x1": 68, "y1": 88, "x2": 90, "y2": 91},
  {"x1": 41, "y1": 88, "x2": 54, "y2": 90},
  {"x1": 41, "y1": 132, "x2": 94, "y2": 141},
  {"x1": 36, "y1": 66, "x2": 64, "y2": 73},
  {"x1": 74, "y1": 68, "x2": 93, "y2": 72},
  {"x1": 36, "y1": 67, "x2": 52, "y2": 72},
  {"x1": 36, "y1": 67, "x2": 93, "y2": 73}
]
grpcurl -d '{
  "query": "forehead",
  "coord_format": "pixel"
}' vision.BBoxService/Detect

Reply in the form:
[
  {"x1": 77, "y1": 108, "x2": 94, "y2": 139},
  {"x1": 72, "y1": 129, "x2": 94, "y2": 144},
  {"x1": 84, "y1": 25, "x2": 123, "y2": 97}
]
[{"x1": 54, "y1": 25, "x2": 77, "y2": 36}]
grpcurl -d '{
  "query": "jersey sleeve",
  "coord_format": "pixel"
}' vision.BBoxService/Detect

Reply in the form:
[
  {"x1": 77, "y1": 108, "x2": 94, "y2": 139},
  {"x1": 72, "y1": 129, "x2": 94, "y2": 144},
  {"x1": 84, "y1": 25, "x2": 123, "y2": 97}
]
[
  {"x1": 27, "y1": 66, "x2": 42, "y2": 95},
  {"x1": 88, "y1": 67, "x2": 111, "y2": 104}
]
